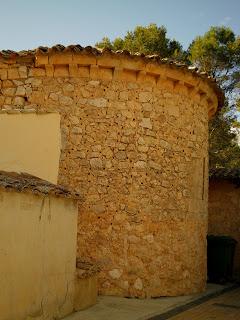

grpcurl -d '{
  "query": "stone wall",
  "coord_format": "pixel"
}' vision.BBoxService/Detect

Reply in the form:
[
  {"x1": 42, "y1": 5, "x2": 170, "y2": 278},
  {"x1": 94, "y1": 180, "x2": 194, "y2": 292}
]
[
  {"x1": 0, "y1": 48, "x2": 220, "y2": 297},
  {"x1": 209, "y1": 180, "x2": 240, "y2": 275}
]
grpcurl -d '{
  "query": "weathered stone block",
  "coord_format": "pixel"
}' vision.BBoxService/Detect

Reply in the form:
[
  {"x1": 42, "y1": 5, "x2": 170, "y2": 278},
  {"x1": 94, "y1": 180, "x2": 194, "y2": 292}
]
[
  {"x1": 2, "y1": 87, "x2": 16, "y2": 96},
  {"x1": 115, "y1": 151, "x2": 127, "y2": 160},
  {"x1": 49, "y1": 53, "x2": 72, "y2": 65},
  {"x1": 0, "y1": 69, "x2": 7, "y2": 80},
  {"x1": 139, "y1": 92, "x2": 152, "y2": 102},
  {"x1": 90, "y1": 158, "x2": 103, "y2": 169},
  {"x1": 88, "y1": 98, "x2": 107, "y2": 108},
  {"x1": 15, "y1": 86, "x2": 26, "y2": 97},
  {"x1": 59, "y1": 95, "x2": 73, "y2": 106},
  {"x1": 8, "y1": 68, "x2": 19, "y2": 79},
  {"x1": 134, "y1": 278, "x2": 143, "y2": 291},
  {"x1": 134, "y1": 160, "x2": 146, "y2": 168},
  {"x1": 63, "y1": 83, "x2": 74, "y2": 92},
  {"x1": 140, "y1": 118, "x2": 152, "y2": 129},
  {"x1": 18, "y1": 66, "x2": 28, "y2": 78},
  {"x1": 49, "y1": 92, "x2": 59, "y2": 101},
  {"x1": 109, "y1": 269, "x2": 123, "y2": 279},
  {"x1": 35, "y1": 54, "x2": 49, "y2": 66},
  {"x1": 69, "y1": 64, "x2": 79, "y2": 77},
  {"x1": 73, "y1": 54, "x2": 97, "y2": 65},
  {"x1": 54, "y1": 65, "x2": 69, "y2": 77},
  {"x1": 79, "y1": 66, "x2": 90, "y2": 78},
  {"x1": 13, "y1": 96, "x2": 25, "y2": 106}
]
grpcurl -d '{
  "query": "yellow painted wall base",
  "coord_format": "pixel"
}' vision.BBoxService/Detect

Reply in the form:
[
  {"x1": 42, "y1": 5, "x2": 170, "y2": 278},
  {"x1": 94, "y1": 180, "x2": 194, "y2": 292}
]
[
  {"x1": 74, "y1": 276, "x2": 98, "y2": 311},
  {"x1": 0, "y1": 190, "x2": 77, "y2": 320}
]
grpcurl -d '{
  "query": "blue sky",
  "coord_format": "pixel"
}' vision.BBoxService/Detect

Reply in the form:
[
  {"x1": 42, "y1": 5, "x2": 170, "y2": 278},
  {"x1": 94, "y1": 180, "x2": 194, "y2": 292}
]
[{"x1": 0, "y1": 0, "x2": 239, "y2": 51}]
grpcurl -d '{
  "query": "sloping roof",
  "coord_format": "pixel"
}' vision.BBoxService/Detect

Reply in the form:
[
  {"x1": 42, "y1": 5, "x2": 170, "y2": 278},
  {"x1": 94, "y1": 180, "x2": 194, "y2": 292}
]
[
  {"x1": 0, "y1": 171, "x2": 80, "y2": 199},
  {"x1": 0, "y1": 44, "x2": 224, "y2": 110},
  {"x1": 209, "y1": 168, "x2": 240, "y2": 186}
]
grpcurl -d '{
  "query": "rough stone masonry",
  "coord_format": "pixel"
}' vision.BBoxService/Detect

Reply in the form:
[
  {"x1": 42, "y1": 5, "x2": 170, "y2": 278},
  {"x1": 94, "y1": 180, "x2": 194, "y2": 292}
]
[{"x1": 0, "y1": 45, "x2": 223, "y2": 298}]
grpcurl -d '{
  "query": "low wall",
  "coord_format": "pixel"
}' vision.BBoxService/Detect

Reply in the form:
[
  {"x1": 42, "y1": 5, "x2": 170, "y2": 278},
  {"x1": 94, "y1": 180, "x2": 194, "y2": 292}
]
[
  {"x1": 74, "y1": 276, "x2": 98, "y2": 311},
  {"x1": 0, "y1": 190, "x2": 77, "y2": 320},
  {"x1": 209, "y1": 180, "x2": 240, "y2": 274}
]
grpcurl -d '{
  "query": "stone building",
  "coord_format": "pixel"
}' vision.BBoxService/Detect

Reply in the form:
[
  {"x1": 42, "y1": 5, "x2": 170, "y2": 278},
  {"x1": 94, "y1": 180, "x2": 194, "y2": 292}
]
[
  {"x1": 209, "y1": 169, "x2": 240, "y2": 276},
  {"x1": 0, "y1": 45, "x2": 223, "y2": 298}
]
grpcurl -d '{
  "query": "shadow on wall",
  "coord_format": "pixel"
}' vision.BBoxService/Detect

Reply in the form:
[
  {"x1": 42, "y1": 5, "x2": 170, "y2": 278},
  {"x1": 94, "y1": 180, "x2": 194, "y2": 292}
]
[{"x1": 209, "y1": 176, "x2": 240, "y2": 277}]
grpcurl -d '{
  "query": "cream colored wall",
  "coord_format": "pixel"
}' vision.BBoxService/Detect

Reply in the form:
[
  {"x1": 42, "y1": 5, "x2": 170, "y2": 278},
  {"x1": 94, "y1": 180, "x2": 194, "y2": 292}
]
[
  {"x1": 0, "y1": 113, "x2": 61, "y2": 183},
  {"x1": 0, "y1": 190, "x2": 78, "y2": 320}
]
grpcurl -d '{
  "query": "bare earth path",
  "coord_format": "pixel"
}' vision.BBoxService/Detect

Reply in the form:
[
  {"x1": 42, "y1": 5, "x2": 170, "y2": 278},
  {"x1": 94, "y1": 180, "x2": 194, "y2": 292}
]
[{"x1": 167, "y1": 287, "x2": 240, "y2": 320}]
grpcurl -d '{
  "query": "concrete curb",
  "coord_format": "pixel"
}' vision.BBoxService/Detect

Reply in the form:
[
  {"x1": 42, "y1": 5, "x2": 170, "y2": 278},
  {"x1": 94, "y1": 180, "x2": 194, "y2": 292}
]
[{"x1": 146, "y1": 283, "x2": 239, "y2": 320}]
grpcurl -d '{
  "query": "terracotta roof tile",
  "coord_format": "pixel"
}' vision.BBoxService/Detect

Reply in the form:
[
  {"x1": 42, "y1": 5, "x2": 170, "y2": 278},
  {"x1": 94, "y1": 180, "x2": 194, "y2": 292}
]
[
  {"x1": 0, "y1": 171, "x2": 80, "y2": 199},
  {"x1": 0, "y1": 44, "x2": 215, "y2": 79},
  {"x1": 0, "y1": 44, "x2": 224, "y2": 109}
]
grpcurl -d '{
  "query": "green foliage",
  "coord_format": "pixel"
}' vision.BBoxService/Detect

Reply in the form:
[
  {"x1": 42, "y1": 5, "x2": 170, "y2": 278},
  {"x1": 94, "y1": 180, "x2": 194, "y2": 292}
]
[
  {"x1": 209, "y1": 105, "x2": 240, "y2": 169},
  {"x1": 189, "y1": 26, "x2": 240, "y2": 170},
  {"x1": 189, "y1": 26, "x2": 240, "y2": 92},
  {"x1": 96, "y1": 24, "x2": 185, "y2": 60},
  {"x1": 96, "y1": 37, "x2": 113, "y2": 50}
]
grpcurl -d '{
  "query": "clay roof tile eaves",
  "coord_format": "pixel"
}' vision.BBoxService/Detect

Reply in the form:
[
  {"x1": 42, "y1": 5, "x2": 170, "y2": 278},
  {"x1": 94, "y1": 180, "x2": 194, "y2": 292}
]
[
  {"x1": 0, "y1": 44, "x2": 224, "y2": 108},
  {"x1": 0, "y1": 44, "x2": 214, "y2": 76},
  {"x1": 0, "y1": 171, "x2": 80, "y2": 200}
]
